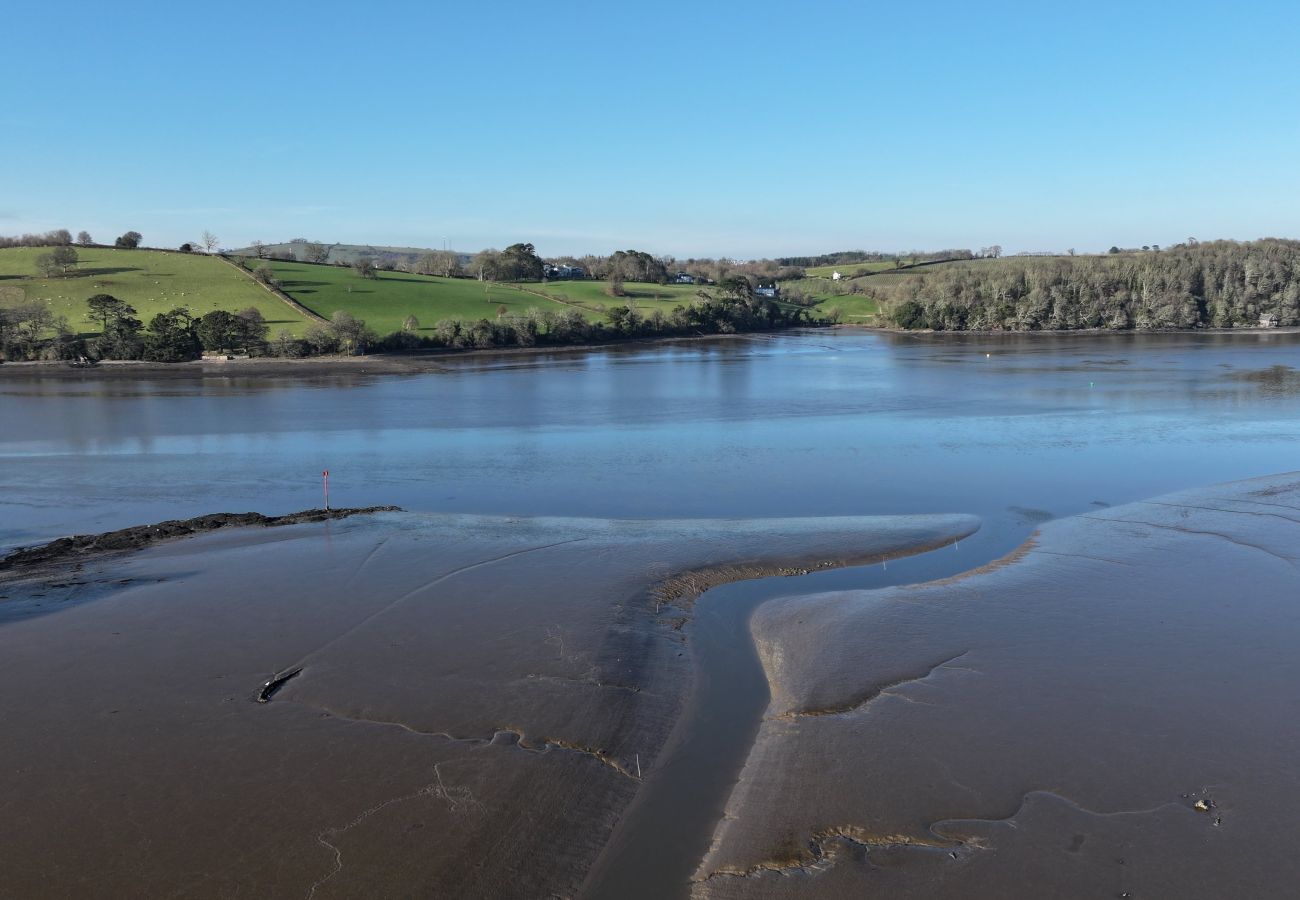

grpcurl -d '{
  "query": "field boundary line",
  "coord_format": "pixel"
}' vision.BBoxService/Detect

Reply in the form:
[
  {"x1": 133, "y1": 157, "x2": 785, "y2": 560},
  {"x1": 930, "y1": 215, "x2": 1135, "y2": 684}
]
[
  {"x1": 513, "y1": 284, "x2": 605, "y2": 313},
  {"x1": 214, "y1": 255, "x2": 328, "y2": 324}
]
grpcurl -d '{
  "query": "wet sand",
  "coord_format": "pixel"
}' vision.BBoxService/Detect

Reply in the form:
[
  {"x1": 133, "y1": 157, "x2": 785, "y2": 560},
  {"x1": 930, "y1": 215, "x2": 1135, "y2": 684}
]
[
  {"x1": 694, "y1": 473, "x2": 1300, "y2": 898},
  {"x1": 0, "y1": 511, "x2": 975, "y2": 898}
]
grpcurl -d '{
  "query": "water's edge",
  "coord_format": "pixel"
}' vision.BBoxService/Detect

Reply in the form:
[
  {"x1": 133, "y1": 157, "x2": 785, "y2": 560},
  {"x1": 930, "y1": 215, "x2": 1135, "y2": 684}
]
[{"x1": 583, "y1": 523, "x2": 1028, "y2": 899}]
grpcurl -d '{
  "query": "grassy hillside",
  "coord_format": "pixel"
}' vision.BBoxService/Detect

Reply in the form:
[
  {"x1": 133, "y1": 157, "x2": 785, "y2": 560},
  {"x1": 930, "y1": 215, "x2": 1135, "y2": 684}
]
[
  {"x1": 255, "y1": 260, "x2": 721, "y2": 335},
  {"x1": 794, "y1": 258, "x2": 1006, "y2": 324},
  {"x1": 797, "y1": 288, "x2": 882, "y2": 323},
  {"x1": 804, "y1": 257, "x2": 1008, "y2": 280},
  {"x1": 524, "y1": 280, "x2": 703, "y2": 316},
  {"x1": 252, "y1": 260, "x2": 561, "y2": 335},
  {"x1": 0, "y1": 247, "x2": 313, "y2": 336},
  {"x1": 804, "y1": 259, "x2": 899, "y2": 278}
]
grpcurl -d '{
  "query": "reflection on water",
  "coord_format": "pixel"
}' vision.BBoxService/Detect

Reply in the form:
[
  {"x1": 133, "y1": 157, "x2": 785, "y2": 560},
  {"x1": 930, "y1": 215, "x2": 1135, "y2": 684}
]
[{"x1": 3, "y1": 330, "x2": 1300, "y2": 550}]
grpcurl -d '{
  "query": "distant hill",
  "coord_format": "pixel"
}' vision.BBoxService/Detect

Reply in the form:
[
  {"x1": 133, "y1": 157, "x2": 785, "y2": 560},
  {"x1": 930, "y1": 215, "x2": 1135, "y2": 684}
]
[{"x1": 229, "y1": 241, "x2": 472, "y2": 268}]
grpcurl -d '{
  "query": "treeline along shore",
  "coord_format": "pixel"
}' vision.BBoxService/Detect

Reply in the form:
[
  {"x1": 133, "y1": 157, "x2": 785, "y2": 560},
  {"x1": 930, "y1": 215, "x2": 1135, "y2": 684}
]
[
  {"x1": 0, "y1": 236, "x2": 816, "y2": 363},
  {"x1": 0, "y1": 280, "x2": 815, "y2": 364},
  {"x1": 5, "y1": 232, "x2": 1300, "y2": 365}
]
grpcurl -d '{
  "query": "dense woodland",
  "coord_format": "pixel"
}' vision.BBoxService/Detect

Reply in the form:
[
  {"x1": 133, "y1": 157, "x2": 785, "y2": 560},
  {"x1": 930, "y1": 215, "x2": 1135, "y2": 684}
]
[{"x1": 884, "y1": 241, "x2": 1300, "y2": 330}]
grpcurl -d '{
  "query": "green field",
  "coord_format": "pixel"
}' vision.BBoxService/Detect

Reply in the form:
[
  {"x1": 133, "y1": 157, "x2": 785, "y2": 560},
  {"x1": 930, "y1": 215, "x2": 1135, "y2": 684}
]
[
  {"x1": 798, "y1": 258, "x2": 999, "y2": 324},
  {"x1": 804, "y1": 255, "x2": 1039, "y2": 280},
  {"x1": 526, "y1": 279, "x2": 814, "y2": 325},
  {"x1": 0, "y1": 247, "x2": 847, "y2": 343},
  {"x1": 821, "y1": 293, "x2": 883, "y2": 322},
  {"x1": 254, "y1": 260, "x2": 716, "y2": 335},
  {"x1": 804, "y1": 259, "x2": 900, "y2": 278},
  {"x1": 252, "y1": 260, "x2": 565, "y2": 335},
  {"x1": 524, "y1": 279, "x2": 704, "y2": 316},
  {"x1": 783, "y1": 283, "x2": 883, "y2": 323},
  {"x1": 0, "y1": 247, "x2": 313, "y2": 336}
]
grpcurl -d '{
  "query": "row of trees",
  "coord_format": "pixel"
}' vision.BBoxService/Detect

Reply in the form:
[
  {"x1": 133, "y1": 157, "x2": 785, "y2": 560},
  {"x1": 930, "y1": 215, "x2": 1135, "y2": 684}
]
[
  {"x1": 0, "y1": 229, "x2": 75, "y2": 249},
  {"x1": 469, "y1": 243, "x2": 545, "y2": 281},
  {"x1": 885, "y1": 240, "x2": 1300, "y2": 331},
  {"x1": 4, "y1": 274, "x2": 816, "y2": 363},
  {"x1": 555, "y1": 253, "x2": 803, "y2": 285},
  {"x1": 11, "y1": 294, "x2": 804, "y2": 361},
  {"x1": 0, "y1": 294, "x2": 271, "y2": 362},
  {"x1": 245, "y1": 239, "x2": 1019, "y2": 287},
  {"x1": 347, "y1": 278, "x2": 813, "y2": 354},
  {"x1": 411, "y1": 250, "x2": 462, "y2": 277},
  {"x1": 776, "y1": 248, "x2": 979, "y2": 268},
  {"x1": 0, "y1": 229, "x2": 144, "y2": 249},
  {"x1": 246, "y1": 239, "x2": 813, "y2": 286}
]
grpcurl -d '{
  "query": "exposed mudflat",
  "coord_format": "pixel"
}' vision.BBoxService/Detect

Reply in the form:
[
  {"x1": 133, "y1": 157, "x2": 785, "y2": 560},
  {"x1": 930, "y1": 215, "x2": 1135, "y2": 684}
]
[
  {"x1": 694, "y1": 473, "x2": 1300, "y2": 899},
  {"x1": 0, "y1": 510, "x2": 975, "y2": 899},
  {"x1": 7, "y1": 331, "x2": 1300, "y2": 898}
]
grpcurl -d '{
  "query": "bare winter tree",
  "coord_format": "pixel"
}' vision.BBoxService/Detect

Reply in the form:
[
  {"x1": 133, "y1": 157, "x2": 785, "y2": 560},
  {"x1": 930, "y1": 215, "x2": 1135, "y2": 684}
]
[
  {"x1": 251, "y1": 240, "x2": 267, "y2": 258},
  {"x1": 414, "y1": 250, "x2": 461, "y2": 278},
  {"x1": 200, "y1": 231, "x2": 219, "y2": 254},
  {"x1": 76, "y1": 231, "x2": 93, "y2": 246}
]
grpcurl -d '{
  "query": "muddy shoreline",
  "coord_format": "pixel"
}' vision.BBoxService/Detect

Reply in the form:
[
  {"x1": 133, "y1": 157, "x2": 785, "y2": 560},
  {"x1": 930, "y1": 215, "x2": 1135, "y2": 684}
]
[
  {"x1": 0, "y1": 510, "x2": 977, "y2": 898},
  {"x1": 0, "y1": 331, "x2": 805, "y2": 380},
  {"x1": 0, "y1": 507, "x2": 400, "y2": 573},
  {"x1": 5, "y1": 325, "x2": 1295, "y2": 382},
  {"x1": 5, "y1": 477, "x2": 1300, "y2": 897}
]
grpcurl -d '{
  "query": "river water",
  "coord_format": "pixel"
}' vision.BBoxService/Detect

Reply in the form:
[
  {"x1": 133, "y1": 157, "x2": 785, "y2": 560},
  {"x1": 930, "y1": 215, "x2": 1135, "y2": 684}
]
[
  {"x1": 4, "y1": 329, "x2": 1300, "y2": 897},
  {"x1": 5, "y1": 329, "x2": 1300, "y2": 552}
]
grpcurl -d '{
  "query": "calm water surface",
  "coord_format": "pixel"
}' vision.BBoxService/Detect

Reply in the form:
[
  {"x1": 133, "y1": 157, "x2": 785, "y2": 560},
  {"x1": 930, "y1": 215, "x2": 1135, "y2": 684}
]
[{"x1": 4, "y1": 329, "x2": 1300, "y2": 551}]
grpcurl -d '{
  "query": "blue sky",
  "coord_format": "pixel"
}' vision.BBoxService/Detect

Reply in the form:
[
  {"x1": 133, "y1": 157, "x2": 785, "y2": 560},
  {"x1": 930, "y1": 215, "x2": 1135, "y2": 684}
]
[{"x1": 5, "y1": 0, "x2": 1299, "y2": 258}]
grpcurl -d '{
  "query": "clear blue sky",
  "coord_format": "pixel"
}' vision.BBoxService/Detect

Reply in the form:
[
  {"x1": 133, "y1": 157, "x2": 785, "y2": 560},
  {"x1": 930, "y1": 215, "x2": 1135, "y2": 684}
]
[{"x1": 5, "y1": 0, "x2": 1299, "y2": 258}]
